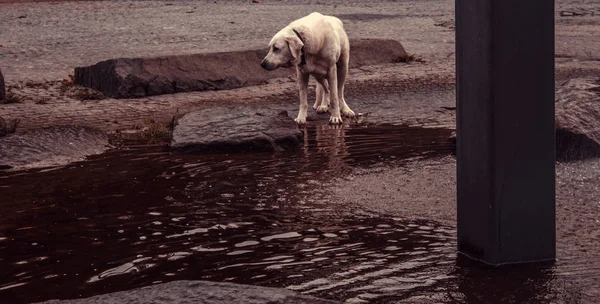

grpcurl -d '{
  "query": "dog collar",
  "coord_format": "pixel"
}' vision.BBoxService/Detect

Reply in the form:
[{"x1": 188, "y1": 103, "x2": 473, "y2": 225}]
[{"x1": 292, "y1": 28, "x2": 306, "y2": 66}]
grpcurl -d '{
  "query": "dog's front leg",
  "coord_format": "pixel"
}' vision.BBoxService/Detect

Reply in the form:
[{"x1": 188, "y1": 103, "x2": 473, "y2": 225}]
[
  {"x1": 327, "y1": 66, "x2": 343, "y2": 125},
  {"x1": 295, "y1": 67, "x2": 310, "y2": 125}
]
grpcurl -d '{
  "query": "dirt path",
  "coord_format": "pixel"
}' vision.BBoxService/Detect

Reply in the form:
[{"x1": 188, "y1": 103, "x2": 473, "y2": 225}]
[
  {"x1": 1, "y1": 0, "x2": 600, "y2": 134},
  {"x1": 1, "y1": 0, "x2": 599, "y2": 81}
]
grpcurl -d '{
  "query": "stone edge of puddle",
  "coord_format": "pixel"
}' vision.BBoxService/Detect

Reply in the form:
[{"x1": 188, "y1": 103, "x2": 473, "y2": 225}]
[{"x1": 35, "y1": 280, "x2": 339, "y2": 304}]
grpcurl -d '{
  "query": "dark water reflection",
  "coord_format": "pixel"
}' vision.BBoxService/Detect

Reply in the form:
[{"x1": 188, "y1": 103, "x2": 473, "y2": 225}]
[{"x1": 0, "y1": 124, "x2": 576, "y2": 303}]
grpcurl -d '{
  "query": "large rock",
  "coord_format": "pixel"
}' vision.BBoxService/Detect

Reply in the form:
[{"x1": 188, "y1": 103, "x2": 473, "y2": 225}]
[
  {"x1": 349, "y1": 38, "x2": 408, "y2": 66},
  {"x1": 0, "y1": 67, "x2": 5, "y2": 102},
  {"x1": 37, "y1": 280, "x2": 338, "y2": 304},
  {"x1": 74, "y1": 39, "x2": 408, "y2": 98},
  {"x1": 171, "y1": 106, "x2": 303, "y2": 153},
  {"x1": 555, "y1": 78, "x2": 600, "y2": 160}
]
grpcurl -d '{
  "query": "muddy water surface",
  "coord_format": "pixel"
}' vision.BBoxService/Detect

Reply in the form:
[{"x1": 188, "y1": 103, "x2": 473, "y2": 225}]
[
  {"x1": 0, "y1": 124, "x2": 454, "y2": 303},
  {"x1": 0, "y1": 123, "x2": 588, "y2": 304}
]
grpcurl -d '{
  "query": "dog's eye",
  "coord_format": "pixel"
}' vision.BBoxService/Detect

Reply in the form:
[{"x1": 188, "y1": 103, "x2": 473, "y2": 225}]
[{"x1": 273, "y1": 47, "x2": 280, "y2": 52}]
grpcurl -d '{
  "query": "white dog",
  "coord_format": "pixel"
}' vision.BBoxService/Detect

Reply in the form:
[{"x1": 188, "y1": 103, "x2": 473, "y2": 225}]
[{"x1": 261, "y1": 12, "x2": 355, "y2": 125}]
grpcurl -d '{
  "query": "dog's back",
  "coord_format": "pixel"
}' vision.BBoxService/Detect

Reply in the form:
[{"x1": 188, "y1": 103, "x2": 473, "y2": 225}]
[
  {"x1": 290, "y1": 12, "x2": 344, "y2": 33},
  {"x1": 289, "y1": 13, "x2": 348, "y2": 55}
]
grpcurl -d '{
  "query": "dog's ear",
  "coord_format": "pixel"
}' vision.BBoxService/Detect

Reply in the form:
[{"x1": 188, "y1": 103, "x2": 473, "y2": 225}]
[{"x1": 285, "y1": 34, "x2": 304, "y2": 61}]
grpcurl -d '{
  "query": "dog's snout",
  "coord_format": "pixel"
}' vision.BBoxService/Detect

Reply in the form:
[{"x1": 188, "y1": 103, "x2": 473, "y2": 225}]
[{"x1": 261, "y1": 60, "x2": 274, "y2": 71}]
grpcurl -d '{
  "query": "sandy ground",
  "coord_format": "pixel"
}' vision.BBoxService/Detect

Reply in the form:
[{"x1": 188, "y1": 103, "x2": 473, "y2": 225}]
[
  {"x1": 1, "y1": 0, "x2": 600, "y2": 133},
  {"x1": 1, "y1": 1, "x2": 600, "y2": 302},
  {"x1": 0, "y1": 0, "x2": 599, "y2": 82},
  {"x1": 0, "y1": 0, "x2": 455, "y2": 82}
]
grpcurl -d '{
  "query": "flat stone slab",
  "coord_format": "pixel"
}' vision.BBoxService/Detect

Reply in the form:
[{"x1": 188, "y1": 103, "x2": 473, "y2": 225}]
[
  {"x1": 171, "y1": 106, "x2": 303, "y2": 153},
  {"x1": 74, "y1": 39, "x2": 408, "y2": 98},
  {"x1": 0, "y1": 126, "x2": 110, "y2": 170},
  {"x1": 36, "y1": 280, "x2": 338, "y2": 304},
  {"x1": 555, "y1": 77, "x2": 600, "y2": 160}
]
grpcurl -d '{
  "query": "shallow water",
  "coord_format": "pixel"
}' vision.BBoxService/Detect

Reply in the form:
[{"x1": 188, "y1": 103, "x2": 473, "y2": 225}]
[
  {"x1": 0, "y1": 123, "x2": 594, "y2": 304},
  {"x1": 0, "y1": 126, "x2": 110, "y2": 170},
  {"x1": 0, "y1": 123, "x2": 456, "y2": 303}
]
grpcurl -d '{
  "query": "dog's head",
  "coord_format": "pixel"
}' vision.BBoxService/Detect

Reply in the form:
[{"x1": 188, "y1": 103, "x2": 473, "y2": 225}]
[{"x1": 261, "y1": 28, "x2": 304, "y2": 71}]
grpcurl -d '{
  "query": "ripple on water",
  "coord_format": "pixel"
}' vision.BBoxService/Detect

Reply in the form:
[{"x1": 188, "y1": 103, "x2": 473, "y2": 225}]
[
  {"x1": 0, "y1": 282, "x2": 28, "y2": 291},
  {"x1": 260, "y1": 232, "x2": 302, "y2": 242},
  {"x1": 263, "y1": 255, "x2": 295, "y2": 261},
  {"x1": 87, "y1": 257, "x2": 153, "y2": 283},
  {"x1": 227, "y1": 250, "x2": 254, "y2": 256},
  {"x1": 8, "y1": 123, "x2": 570, "y2": 304},
  {"x1": 164, "y1": 252, "x2": 192, "y2": 261},
  {"x1": 235, "y1": 241, "x2": 260, "y2": 247},
  {"x1": 166, "y1": 227, "x2": 209, "y2": 238},
  {"x1": 190, "y1": 246, "x2": 228, "y2": 252}
]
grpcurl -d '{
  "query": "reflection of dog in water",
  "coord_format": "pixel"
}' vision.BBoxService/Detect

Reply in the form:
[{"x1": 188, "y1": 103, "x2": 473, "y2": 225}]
[
  {"x1": 307, "y1": 125, "x2": 349, "y2": 170},
  {"x1": 261, "y1": 12, "x2": 355, "y2": 125}
]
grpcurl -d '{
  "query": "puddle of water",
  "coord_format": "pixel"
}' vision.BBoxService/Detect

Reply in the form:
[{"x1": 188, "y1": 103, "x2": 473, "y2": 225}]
[
  {"x1": 0, "y1": 123, "x2": 589, "y2": 304},
  {"x1": 0, "y1": 123, "x2": 455, "y2": 303}
]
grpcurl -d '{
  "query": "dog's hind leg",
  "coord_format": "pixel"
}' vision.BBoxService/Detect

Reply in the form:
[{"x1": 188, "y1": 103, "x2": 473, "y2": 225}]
[
  {"x1": 314, "y1": 80, "x2": 330, "y2": 113},
  {"x1": 337, "y1": 55, "x2": 355, "y2": 118},
  {"x1": 314, "y1": 81, "x2": 323, "y2": 110}
]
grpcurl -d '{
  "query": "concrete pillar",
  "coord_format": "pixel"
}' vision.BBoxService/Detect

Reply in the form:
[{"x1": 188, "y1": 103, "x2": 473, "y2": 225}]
[{"x1": 455, "y1": 0, "x2": 556, "y2": 265}]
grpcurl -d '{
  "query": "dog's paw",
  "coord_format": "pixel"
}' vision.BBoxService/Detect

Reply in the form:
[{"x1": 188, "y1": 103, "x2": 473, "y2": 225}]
[
  {"x1": 294, "y1": 116, "x2": 307, "y2": 125},
  {"x1": 342, "y1": 107, "x2": 356, "y2": 118},
  {"x1": 316, "y1": 105, "x2": 329, "y2": 114},
  {"x1": 329, "y1": 115, "x2": 343, "y2": 125}
]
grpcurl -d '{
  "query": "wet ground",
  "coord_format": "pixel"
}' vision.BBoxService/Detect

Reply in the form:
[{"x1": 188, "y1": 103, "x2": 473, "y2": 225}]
[
  {"x1": 1, "y1": 86, "x2": 600, "y2": 303},
  {"x1": 0, "y1": 117, "x2": 599, "y2": 303},
  {"x1": 0, "y1": 122, "x2": 455, "y2": 303}
]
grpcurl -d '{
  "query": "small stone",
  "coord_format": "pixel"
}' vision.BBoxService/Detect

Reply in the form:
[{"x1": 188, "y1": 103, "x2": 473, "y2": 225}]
[
  {"x1": 0, "y1": 117, "x2": 6, "y2": 137},
  {"x1": 0, "y1": 67, "x2": 5, "y2": 102}
]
